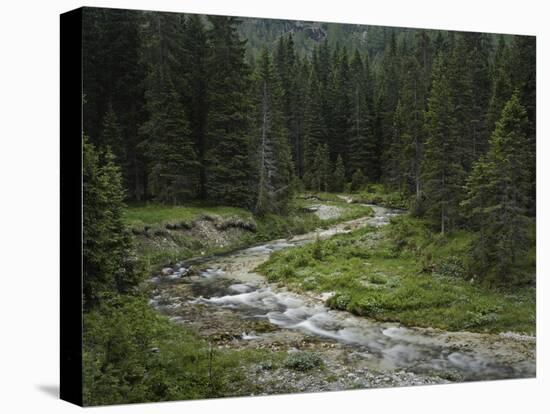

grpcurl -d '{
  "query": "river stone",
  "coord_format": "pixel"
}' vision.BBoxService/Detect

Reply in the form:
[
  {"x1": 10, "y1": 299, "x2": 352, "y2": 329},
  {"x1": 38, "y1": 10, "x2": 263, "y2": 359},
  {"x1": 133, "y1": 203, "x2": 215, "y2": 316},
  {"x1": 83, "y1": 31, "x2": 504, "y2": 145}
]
[{"x1": 161, "y1": 267, "x2": 174, "y2": 276}]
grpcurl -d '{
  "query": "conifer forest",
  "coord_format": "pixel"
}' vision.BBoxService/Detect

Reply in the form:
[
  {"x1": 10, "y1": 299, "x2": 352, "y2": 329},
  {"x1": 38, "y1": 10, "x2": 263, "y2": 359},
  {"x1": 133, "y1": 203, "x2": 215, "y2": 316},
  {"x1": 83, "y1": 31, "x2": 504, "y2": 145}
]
[{"x1": 81, "y1": 7, "x2": 536, "y2": 406}]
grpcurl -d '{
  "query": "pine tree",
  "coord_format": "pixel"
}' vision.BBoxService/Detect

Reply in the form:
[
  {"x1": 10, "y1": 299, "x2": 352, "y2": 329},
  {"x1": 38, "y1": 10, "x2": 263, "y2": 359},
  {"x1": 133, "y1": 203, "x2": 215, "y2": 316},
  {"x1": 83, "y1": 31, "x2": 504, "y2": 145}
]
[
  {"x1": 462, "y1": 93, "x2": 532, "y2": 283},
  {"x1": 309, "y1": 144, "x2": 331, "y2": 192},
  {"x1": 253, "y1": 49, "x2": 294, "y2": 215},
  {"x1": 347, "y1": 50, "x2": 375, "y2": 180},
  {"x1": 330, "y1": 47, "x2": 352, "y2": 163},
  {"x1": 377, "y1": 32, "x2": 401, "y2": 181},
  {"x1": 350, "y1": 168, "x2": 366, "y2": 192},
  {"x1": 274, "y1": 35, "x2": 302, "y2": 177},
  {"x1": 422, "y1": 54, "x2": 465, "y2": 234},
  {"x1": 181, "y1": 14, "x2": 209, "y2": 199},
  {"x1": 140, "y1": 76, "x2": 199, "y2": 203},
  {"x1": 448, "y1": 34, "x2": 476, "y2": 170},
  {"x1": 385, "y1": 100, "x2": 407, "y2": 191},
  {"x1": 205, "y1": 16, "x2": 253, "y2": 207},
  {"x1": 487, "y1": 36, "x2": 513, "y2": 133},
  {"x1": 101, "y1": 103, "x2": 125, "y2": 163},
  {"x1": 303, "y1": 72, "x2": 326, "y2": 189},
  {"x1": 509, "y1": 36, "x2": 536, "y2": 214},
  {"x1": 83, "y1": 8, "x2": 146, "y2": 200},
  {"x1": 464, "y1": 32, "x2": 492, "y2": 157},
  {"x1": 83, "y1": 137, "x2": 142, "y2": 308},
  {"x1": 399, "y1": 53, "x2": 426, "y2": 200},
  {"x1": 331, "y1": 155, "x2": 346, "y2": 192}
]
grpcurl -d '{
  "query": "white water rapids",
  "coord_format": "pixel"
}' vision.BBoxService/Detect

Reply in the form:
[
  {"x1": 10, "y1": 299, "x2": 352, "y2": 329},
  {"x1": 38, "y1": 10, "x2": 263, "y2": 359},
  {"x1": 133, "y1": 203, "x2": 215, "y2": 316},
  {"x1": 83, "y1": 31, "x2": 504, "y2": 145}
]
[{"x1": 150, "y1": 205, "x2": 535, "y2": 383}]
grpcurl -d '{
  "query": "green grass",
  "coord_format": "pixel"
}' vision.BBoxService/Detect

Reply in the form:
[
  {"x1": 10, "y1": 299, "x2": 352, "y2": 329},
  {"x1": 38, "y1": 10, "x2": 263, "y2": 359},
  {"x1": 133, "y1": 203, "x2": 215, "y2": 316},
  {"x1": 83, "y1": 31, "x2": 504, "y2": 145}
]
[
  {"x1": 124, "y1": 202, "x2": 252, "y2": 229},
  {"x1": 256, "y1": 218, "x2": 535, "y2": 335},
  {"x1": 125, "y1": 203, "x2": 322, "y2": 270},
  {"x1": 352, "y1": 183, "x2": 409, "y2": 209},
  {"x1": 83, "y1": 295, "x2": 286, "y2": 405},
  {"x1": 126, "y1": 195, "x2": 373, "y2": 270}
]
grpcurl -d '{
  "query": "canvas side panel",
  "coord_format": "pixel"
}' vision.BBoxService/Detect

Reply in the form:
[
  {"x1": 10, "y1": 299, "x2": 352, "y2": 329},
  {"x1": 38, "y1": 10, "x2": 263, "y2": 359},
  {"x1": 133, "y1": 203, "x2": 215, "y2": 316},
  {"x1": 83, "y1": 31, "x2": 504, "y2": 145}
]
[{"x1": 60, "y1": 7, "x2": 83, "y2": 407}]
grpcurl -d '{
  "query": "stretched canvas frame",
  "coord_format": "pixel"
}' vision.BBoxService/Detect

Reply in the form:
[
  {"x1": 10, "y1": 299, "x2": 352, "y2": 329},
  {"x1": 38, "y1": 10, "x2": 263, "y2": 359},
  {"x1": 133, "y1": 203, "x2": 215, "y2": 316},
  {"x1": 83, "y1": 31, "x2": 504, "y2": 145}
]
[{"x1": 60, "y1": 8, "x2": 536, "y2": 405}]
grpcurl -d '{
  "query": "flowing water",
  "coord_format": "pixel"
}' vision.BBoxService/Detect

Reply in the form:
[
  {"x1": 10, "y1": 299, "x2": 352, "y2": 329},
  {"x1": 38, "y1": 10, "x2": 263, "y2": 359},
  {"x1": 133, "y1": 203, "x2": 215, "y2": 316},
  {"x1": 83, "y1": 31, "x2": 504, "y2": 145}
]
[{"x1": 149, "y1": 205, "x2": 535, "y2": 389}]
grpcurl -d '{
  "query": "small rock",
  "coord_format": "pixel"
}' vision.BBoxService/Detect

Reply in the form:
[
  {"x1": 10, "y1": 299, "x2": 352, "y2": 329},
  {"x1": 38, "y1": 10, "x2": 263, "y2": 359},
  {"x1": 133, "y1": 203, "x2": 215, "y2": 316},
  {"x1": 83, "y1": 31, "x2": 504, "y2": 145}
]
[{"x1": 161, "y1": 267, "x2": 173, "y2": 276}]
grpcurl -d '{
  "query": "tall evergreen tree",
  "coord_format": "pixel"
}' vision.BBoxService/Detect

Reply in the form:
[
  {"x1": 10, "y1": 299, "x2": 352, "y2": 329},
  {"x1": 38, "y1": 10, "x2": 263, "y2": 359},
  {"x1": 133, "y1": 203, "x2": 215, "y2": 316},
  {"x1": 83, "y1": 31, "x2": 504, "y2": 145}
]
[
  {"x1": 422, "y1": 54, "x2": 465, "y2": 234},
  {"x1": 139, "y1": 75, "x2": 199, "y2": 203},
  {"x1": 274, "y1": 35, "x2": 303, "y2": 177},
  {"x1": 83, "y1": 138, "x2": 142, "y2": 308},
  {"x1": 400, "y1": 53, "x2": 426, "y2": 200},
  {"x1": 330, "y1": 47, "x2": 352, "y2": 163},
  {"x1": 509, "y1": 36, "x2": 536, "y2": 213},
  {"x1": 346, "y1": 50, "x2": 375, "y2": 179},
  {"x1": 331, "y1": 155, "x2": 346, "y2": 192},
  {"x1": 83, "y1": 8, "x2": 146, "y2": 200},
  {"x1": 303, "y1": 72, "x2": 326, "y2": 188},
  {"x1": 205, "y1": 16, "x2": 253, "y2": 207},
  {"x1": 252, "y1": 49, "x2": 294, "y2": 215},
  {"x1": 487, "y1": 36, "x2": 513, "y2": 133},
  {"x1": 309, "y1": 144, "x2": 331, "y2": 192},
  {"x1": 181, "y1": 14, "x2": 209, "y2": 199},
  {"x1": 462, "y1": 93, "x2": 532, "y2": 283},
  {"x1": 377, "y1": 32, "x2": 401, "y2": 181},
  {"x1": 385, "y1": 100, "x2": 408, "y2": 192},
  {"x1": 101, "y1": 103, "x2": 125, "y2": 162},
  {"x1": 448, "y1": 34, "x2": 476, "y2": 170}
]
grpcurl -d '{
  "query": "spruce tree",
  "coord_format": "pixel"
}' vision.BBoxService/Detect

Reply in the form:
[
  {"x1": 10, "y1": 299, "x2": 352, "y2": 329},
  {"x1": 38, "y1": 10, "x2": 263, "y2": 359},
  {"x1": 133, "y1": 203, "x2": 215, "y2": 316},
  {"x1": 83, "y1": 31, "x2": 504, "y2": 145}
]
[
  {"x1": 331, "y1": 155, "x2": 346, "y2": 192},
  {"x1": 181, "y1": 14, "x2": 209, "y2": 199},
  {"x1": 83, "y1": 137, "x2": 142, "y2": 308},
  {"x1": 399, "y1": 53, "x2": 426, "y2": 200},
  {"x1": 487, "y1": 36, "x2": 513, "y2": 133},
  {"x1": 448, "y1": 34, "x2": 476, "y2": 170},
  {"x1": 509, "y1": 35, "x2": 536, "y2": 213},
  {"x1": 309, "y1": 144, "x2": 331, "y2": 192},
  {"x1": 377, "y1": 32, "x2": 401, "y2": 181},
  {"x1": 253, "y1": 49, "x2": 293, "y2": 215},
  {"x1": 422, "y1": 54, "x2": 464, "y2": 234},
  {"x1": 274, "y1": 35, "x2": 302, "y2": 177},
  {"x1": 462, "y1": 93, "x2": 532, "y2": 283},
  {"x1": 385, "y1": 100, "x2": 408, "y2": 192},
  {"x1": 140, "y1": 67, "x2": 198, "y2": 203},
  {"x1": 303, "y1": 72, "x2": 326, "y2": 189},
  {"x1": 101, "y1": 103, "x2": 125, "y2": 163},
  {"x1": 205, "y1": 16, "x2": 253, "y2": 208},
  {"x1": 347, "y1": 50, "x2": 375, "y2": 180},
  {"x1": 350, "y1": 168, "x2": 366, "y2": 192},
  {"x1": 83, "y1": 8, "x2": 146, "y2": 200},
  {"x1": 331, "y1": 47, "x2": 352, "y2": 163}
]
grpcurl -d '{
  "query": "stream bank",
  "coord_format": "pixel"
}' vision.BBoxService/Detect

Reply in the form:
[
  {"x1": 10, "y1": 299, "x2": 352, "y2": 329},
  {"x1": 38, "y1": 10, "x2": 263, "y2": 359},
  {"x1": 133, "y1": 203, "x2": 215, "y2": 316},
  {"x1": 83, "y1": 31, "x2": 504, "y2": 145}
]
[{"x1": 147, "y1": 204, "x2": 535, "y2": 395}]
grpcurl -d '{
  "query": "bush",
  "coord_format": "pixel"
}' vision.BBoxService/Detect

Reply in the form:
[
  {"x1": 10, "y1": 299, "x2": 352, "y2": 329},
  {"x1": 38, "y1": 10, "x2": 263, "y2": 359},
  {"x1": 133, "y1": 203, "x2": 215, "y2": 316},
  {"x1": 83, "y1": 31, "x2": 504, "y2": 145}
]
[
  {"x1": 83, "y1": 296, "x2": 269, "y2": 405},
  {"x1": 284, "y1": 352, "x2": 323, "y2": 371},
  {"x1": 434, "y1": 255, "x2": 467, "y2": 279},
  {"x1": 350, "y1": 169, "x2": 366, "y2": 192},
  {"x1": 312, "y1": 236, "x2": 324, "y2": 260},
  {"x1": 327, "y1": 292, "x2": 351, "y2": 310}
]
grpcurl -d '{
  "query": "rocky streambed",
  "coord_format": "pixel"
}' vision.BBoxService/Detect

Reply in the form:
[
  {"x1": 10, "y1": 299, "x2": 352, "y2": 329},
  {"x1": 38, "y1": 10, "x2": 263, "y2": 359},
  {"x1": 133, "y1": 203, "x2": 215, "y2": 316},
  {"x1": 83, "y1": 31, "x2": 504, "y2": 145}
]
[{"x1": 148, "y1": 205, "x2": 536, "y2": 394}]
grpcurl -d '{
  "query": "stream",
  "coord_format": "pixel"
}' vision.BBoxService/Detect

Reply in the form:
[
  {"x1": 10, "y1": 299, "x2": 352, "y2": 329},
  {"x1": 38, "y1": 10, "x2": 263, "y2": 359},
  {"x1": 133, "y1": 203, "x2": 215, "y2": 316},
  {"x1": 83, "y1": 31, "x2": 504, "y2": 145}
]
[{"x1": 149, "y1": 205, "x2": 535, "y2": 393}]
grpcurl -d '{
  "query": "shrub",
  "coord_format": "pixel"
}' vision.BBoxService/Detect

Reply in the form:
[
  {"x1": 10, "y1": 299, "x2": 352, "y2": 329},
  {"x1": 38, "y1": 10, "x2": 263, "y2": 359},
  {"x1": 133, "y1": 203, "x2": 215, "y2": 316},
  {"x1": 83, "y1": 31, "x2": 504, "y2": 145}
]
[
  {"x1": 434, "y1": 255, "x2": 467, "y2": 279},
  {"x1": 327, "y1": 292, "x2": 351, "y2": 310},
  {"x1": 284, "y1": 352, "x2": 323, "y2": 371},
  {"x1": 312, "y1": 237, "x2": 324, "y2": 260}
]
